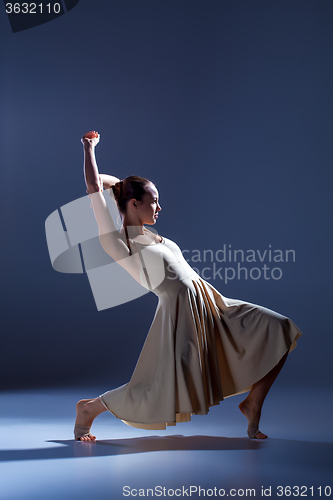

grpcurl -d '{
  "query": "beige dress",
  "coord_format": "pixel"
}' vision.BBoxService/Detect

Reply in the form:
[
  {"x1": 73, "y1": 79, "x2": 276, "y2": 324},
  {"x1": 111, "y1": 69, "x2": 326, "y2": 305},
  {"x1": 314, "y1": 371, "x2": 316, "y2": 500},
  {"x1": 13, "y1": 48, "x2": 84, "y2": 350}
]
[{"x1": 100, "y1": 236, "x2": 302, "y2": 430}]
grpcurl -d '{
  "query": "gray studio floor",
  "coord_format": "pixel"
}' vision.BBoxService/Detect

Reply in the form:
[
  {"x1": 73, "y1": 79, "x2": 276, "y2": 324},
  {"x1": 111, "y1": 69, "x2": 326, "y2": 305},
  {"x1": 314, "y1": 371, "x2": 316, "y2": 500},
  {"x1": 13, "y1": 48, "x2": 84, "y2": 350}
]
[{"x1": 1, "y1": 386, "x2": 332, "y2": 500}]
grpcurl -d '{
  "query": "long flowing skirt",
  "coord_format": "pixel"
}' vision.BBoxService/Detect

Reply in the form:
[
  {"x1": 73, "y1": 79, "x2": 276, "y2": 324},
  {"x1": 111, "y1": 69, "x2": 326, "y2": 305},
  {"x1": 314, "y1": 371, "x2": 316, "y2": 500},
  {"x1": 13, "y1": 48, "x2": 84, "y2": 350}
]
[{"x1": 100, "y1": 274, "x2": 302, "y2": 430}]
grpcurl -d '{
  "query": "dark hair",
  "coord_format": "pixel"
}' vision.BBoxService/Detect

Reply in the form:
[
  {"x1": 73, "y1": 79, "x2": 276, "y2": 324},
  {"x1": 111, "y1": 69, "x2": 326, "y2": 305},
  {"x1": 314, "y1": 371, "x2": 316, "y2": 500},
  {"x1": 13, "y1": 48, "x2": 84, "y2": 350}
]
[{"x1": 111, "y1": 175, "x2": 153, "y2": 214}]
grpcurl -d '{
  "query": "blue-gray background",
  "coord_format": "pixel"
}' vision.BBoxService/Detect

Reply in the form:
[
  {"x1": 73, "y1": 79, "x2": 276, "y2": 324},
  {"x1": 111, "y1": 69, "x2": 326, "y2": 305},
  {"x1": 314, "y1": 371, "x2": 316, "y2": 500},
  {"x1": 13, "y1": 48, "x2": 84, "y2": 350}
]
[{"x1": 0, "y1": 0, "x2": 332, "y2": 392}]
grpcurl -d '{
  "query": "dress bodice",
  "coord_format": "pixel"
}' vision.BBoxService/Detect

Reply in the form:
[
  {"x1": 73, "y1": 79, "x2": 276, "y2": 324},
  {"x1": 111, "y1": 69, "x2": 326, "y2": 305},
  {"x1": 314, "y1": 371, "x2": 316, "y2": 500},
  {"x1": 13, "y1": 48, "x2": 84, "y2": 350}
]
[{"x1": 132, "y1": 236, "x2": 198, "y2": 295}]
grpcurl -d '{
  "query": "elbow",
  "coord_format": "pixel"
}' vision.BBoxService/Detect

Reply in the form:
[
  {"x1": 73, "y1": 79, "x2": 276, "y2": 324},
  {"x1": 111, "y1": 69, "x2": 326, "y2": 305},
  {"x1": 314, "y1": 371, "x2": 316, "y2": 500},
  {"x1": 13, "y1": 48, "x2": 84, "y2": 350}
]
[{"x1": 86, "y1": 182, "x2": 101, "y2": 194}]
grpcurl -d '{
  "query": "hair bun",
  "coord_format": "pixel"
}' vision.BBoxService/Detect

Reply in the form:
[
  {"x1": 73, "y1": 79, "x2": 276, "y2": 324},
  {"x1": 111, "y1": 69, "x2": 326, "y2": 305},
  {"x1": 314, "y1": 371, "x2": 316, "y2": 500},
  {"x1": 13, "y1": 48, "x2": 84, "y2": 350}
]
[
  {"x1": 110, "y1": 176, "x2": 151, "y2": 215},
  {"x1": 112, "y1": 180, "x2": 123, "y2": 200}
]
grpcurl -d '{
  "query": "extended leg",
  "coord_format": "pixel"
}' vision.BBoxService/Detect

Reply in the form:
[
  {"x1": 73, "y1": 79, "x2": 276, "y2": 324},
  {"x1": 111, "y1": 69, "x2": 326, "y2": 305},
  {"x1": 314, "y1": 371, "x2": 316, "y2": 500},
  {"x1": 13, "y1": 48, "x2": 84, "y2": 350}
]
[
  {"x1": 74, "y1": 397, "x2": 107, "y2": 441},
  {"x1": 239, "y1": 351, "x2": 288, "y2": 439}
]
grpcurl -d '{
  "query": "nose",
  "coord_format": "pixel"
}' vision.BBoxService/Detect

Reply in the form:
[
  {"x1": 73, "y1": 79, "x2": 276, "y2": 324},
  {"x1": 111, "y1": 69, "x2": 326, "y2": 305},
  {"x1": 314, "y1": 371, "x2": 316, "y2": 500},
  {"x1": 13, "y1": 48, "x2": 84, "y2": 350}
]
[{"x1": 157, "y1": 203, "x2": 162, "y2": 212}]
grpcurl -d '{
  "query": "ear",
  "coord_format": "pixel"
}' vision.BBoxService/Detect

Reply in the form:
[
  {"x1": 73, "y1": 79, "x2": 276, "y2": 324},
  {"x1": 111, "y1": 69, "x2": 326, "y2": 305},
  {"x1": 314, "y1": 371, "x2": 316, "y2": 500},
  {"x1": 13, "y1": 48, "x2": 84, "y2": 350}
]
[{"x1": 130, "y1": 198, "x2": 138, "y2": 209}]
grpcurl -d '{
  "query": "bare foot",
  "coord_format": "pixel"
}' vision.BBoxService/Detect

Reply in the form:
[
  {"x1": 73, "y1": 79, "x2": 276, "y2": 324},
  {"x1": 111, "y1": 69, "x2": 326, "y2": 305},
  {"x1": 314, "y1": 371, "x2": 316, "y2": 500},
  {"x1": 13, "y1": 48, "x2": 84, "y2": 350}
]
[
  {"x1": 74, "y1": 398, "x2": 101, "y2": 441},
  {"x1": 239, "y1": 399, "x2": 268, "y2": 439}
]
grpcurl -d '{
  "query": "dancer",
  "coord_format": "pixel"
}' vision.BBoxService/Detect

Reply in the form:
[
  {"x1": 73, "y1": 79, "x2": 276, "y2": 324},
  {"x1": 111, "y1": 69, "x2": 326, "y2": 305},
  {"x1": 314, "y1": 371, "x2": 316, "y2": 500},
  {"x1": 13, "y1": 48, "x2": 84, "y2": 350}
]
[{"x1": 74, "y1": 131, "x2": 302, "y2": 441}]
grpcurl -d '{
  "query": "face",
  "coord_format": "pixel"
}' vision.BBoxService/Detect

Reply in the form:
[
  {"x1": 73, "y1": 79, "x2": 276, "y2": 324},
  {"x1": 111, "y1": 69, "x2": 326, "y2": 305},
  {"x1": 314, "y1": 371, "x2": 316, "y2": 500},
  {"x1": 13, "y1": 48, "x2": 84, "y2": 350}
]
[{"x1": 136, "y1": 183, "x2": 162, "y2": 225}]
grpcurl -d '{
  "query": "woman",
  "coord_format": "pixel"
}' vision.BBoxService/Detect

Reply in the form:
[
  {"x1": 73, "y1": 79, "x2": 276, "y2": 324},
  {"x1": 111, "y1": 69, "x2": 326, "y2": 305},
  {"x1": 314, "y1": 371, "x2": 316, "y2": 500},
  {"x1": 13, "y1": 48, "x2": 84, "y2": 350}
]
[{"x1": 74, "y1": 132, "x2": 302, "y2": 441}]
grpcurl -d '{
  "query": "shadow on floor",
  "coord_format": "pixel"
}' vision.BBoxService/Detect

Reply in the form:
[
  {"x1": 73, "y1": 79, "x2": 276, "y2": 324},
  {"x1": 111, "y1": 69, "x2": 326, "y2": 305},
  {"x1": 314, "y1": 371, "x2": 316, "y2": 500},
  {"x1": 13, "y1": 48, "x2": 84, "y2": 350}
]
[
  {"x1": 1, "y1": 435, "x2": 333, "y2": 466},
  {"x1": 1, "y1": 435, "x2": 262, "y2": 461}
]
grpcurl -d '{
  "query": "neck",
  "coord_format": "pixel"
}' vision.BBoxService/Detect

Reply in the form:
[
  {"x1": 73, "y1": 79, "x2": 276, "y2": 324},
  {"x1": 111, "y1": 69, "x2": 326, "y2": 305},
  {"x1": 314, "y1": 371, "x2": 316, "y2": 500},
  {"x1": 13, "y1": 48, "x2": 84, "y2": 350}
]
[{"x1": 122, "y1": 214, "x2": 144, "y2": 238}]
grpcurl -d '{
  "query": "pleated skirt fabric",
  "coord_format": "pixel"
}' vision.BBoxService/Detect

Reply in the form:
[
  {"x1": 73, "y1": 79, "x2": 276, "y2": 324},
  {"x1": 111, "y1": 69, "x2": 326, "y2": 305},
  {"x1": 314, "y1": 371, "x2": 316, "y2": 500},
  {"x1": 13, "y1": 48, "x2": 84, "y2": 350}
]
[{"x1": 100, "y1": 273, "x2": 302, "y2": 430}]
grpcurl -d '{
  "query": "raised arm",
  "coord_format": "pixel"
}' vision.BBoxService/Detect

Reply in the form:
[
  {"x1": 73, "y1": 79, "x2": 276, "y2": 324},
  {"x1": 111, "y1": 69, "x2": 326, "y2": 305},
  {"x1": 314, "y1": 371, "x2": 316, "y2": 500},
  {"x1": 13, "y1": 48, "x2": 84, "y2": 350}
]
[
  {"x1": 81, "y1": 133, "x2": 120, "y2": 192},
  {"x1": 99, "y1": 174, "x2": 120, "y2": 189},
  {"x1": 81, "y1": 133, "x2": 100, "y2": 193},
  {"x1": 81, "y1": 133, "x2": 128, "y2": 259},
  {"x1": 81, "y1": 133, "x2": 143, "y2": 283}
]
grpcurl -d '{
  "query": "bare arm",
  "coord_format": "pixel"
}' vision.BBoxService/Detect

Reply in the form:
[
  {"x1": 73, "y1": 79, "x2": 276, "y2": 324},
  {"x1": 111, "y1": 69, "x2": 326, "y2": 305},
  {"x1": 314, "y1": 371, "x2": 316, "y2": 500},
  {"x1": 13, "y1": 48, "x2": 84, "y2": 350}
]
[
  {"x1": 82, "y1": 135, "x2": 102, "y2": 193},
  {"x1": 81, "y1": 134, "x2": 120, "y2": 191},
  {"x1": 81, "y1": 134, "x2": 127, "y2": 256},
  {"x1": 81, "y1": 133, "x2": 141, "y2": 280},
  {"x1": 99, "y1": 174, "x2": 120, "y2": 189}
]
